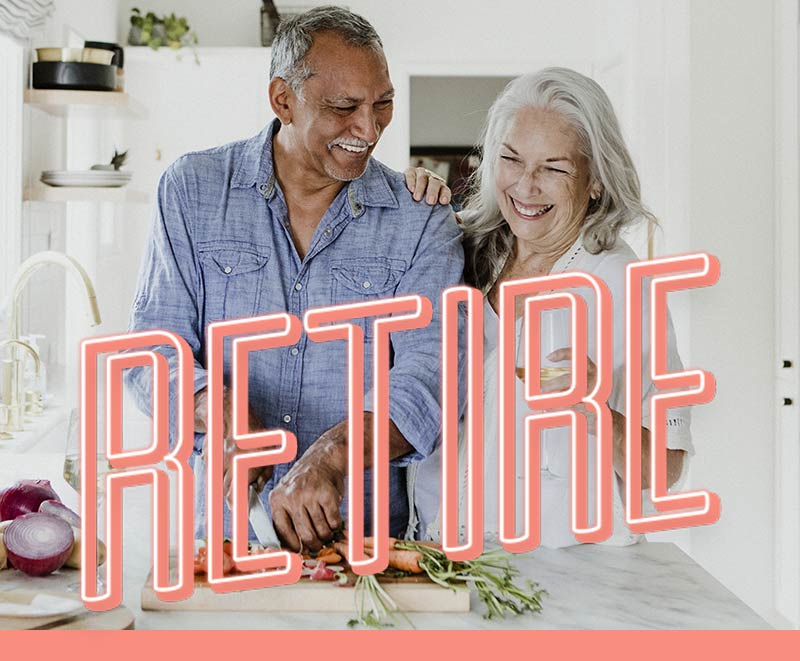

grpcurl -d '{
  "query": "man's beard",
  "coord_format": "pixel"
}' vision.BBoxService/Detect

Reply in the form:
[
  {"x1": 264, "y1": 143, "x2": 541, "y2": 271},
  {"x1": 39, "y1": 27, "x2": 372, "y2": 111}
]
[{"x1": 324, "y1": 159, "x2": 370, "y2": 182}]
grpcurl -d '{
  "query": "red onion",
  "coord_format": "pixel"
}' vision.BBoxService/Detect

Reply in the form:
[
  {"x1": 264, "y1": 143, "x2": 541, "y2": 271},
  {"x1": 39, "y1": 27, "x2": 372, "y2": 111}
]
[
  {"x1": 0, "y1": 480, "x2": 60, "y2": 521},
  {"x1": 3, "y1": 512, "x2": 74, "y2": 576},
  {"x1": 39, "y1": 499, "x2": 80, "y2": 528}
]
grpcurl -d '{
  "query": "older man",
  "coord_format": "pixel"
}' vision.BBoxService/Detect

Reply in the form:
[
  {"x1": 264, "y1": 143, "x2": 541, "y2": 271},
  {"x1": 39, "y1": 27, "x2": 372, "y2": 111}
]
[{"x1": 126, "y1": 6, "x2": 463, "y2": 551}]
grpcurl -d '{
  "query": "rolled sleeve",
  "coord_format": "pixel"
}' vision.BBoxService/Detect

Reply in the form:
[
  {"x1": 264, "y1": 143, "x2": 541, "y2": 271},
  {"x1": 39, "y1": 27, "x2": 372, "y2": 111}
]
[
  {"x1": 364, "y1": 204, "x2": 465, "y2": 465},
  {"x1": 124, "y1": 164, "x2": 208, "y2": 452}
]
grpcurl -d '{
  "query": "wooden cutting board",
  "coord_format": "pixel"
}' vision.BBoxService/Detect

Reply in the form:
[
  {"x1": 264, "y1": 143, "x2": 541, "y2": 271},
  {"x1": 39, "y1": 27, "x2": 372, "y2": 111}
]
[
  {"x1": 0, "y1": 568, "x2": 135, "y2": 630},
  {"x1": 141, "y1": 570, "x2": 470, "y2": 613}
]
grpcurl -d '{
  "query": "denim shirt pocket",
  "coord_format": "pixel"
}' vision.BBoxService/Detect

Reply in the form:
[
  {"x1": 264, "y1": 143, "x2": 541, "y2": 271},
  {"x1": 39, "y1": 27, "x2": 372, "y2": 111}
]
[
  {"x1": 198, "y1": 241, "x2": 271, "y2": 322},
  {"x1": 329, "y1": 258, "x2": 406, "y2": 340}
]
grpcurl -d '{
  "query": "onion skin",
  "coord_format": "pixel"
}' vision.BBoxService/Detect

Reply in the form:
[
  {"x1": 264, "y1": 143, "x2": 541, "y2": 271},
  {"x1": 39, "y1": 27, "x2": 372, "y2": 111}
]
[
  {"x1": 4, "y1": 512, "x2": 74, "y2": 577},
  {"x1": 0, "y1": 480, "x2": 60, "y2": 521},
  {"x1": 39, "y1": 499, "x2": 81, "y2": 528},
  {"x1": 0, "y1": 532, "x2": 7, "y2": 570}
]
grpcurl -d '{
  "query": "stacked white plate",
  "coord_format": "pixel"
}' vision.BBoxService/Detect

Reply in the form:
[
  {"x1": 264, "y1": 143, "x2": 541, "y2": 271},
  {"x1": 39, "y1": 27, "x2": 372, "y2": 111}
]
[{"x1": 40, "y1": 169, "x2": 132, "y2": 188}]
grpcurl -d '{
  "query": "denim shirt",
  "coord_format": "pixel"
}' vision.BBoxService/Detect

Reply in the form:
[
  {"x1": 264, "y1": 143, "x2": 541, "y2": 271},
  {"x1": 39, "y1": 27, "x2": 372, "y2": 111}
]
[{"x1": 126, "y1": 120, "x2": 464, "y2": 538}]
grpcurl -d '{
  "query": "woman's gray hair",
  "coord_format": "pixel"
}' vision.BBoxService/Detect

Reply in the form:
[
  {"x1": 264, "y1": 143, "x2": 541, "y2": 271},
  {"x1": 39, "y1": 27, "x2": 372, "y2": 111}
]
[
  {"x1": 269, "y1": 5, "x2": 383, "y2": 98},
  {"x1": 462, "y1": 67, "x2": 655, "y2": 292}
]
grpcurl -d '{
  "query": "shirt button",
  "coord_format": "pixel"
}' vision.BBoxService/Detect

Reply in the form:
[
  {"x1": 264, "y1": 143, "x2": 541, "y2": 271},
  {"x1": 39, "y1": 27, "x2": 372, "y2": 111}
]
[
  {"x1": 223, "y1": 266, "x2": 232, "y2": 274},
  {"x1": 283, "y1": 414, "x2": 292, "y2": 423},
  {"x1": 294, "y1": 282, "x2": 303, "y2": 291},
  {"x1": 290, "y1": 347, "x2": 299, "y2": 356},
  {"x1": 362, "y1": 280, "x2": 372, "y2": 289},
  {"x1": 324, "y1": 227, "x2": 332, "y2": 237}
]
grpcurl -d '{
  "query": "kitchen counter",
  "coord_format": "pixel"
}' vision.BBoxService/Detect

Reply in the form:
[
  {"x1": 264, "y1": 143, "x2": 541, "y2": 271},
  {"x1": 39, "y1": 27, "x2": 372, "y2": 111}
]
[
  {"x1": 0, "y1": 404, "x2": 71, "y2": 454},
  {"x1": 129, "y1": 542, "x2": 767, "y2": 630},
  {"x1": 0, "y1": 454, "x2": 770, "y2": 630}
]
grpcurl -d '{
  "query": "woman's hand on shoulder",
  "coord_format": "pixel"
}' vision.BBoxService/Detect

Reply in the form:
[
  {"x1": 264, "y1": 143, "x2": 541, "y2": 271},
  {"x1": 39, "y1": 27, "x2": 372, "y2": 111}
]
[{"x1": 404, "y1": 166, "x2": 452, "y2": 206}]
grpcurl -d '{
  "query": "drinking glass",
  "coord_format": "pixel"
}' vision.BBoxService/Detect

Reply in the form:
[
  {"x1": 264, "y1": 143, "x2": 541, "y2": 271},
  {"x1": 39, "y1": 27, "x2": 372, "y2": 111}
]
[
  {"x1": 539, "y1": 307, "x2": 572, "y2": 385},
  {"x1": 63, "y1": 408, "x2": 112, "y2": 499},
  {"x1": 515, "y1": 306, "x2": 572, "y2": 388}
]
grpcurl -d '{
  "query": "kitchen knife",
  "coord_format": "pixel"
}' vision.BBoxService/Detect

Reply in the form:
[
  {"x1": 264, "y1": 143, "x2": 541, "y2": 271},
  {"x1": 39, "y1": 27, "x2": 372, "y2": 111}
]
[{"x1": 248, "y1": 485, "x2": 281, "y2": 549}]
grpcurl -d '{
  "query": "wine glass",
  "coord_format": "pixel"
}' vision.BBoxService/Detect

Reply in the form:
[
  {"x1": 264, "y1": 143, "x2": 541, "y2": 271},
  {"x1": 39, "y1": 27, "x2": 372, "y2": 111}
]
[
  {"x1": 515, "y1": 306, "x2": 572, "y2": 389},
  {"x1": 63, "y1": 408, "x2": 113, "y2": 502},
  {"x1": 539, "y1": 307, "x2": 572, "y2": 386},
  {"x1": 62, "y1": 408, "x2": 109, "y2": 593}
]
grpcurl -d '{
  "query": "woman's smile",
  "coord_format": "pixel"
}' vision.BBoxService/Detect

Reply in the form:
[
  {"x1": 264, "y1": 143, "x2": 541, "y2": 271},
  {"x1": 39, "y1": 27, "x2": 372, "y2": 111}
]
[{"x1": 510, "y1": 197, "x2": 555, "y2": 219}]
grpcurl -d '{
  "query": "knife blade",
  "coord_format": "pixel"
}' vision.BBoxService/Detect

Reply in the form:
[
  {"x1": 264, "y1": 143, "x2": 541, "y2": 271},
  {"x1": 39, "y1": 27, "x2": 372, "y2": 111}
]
[{"x1": 248, "y1": 485, "x2": 281, "y2": 549}]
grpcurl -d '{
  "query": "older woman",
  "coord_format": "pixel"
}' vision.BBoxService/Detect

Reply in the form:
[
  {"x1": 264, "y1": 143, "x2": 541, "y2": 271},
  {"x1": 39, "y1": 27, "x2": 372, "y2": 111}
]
[{"x1": 406, "y1": 67, "x2": 692, "y2": 547}]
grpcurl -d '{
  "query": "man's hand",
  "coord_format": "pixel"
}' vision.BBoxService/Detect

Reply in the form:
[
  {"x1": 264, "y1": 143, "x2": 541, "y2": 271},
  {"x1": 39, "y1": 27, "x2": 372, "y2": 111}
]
[
  {"x1": 269, "y1": 413, "x2": 414, "y2": 552},
  {"x1": 269, "y1": 427, "x2": 347, "y2": 552},
  {"x1": 194, "y1": 388, "x2": 273, "y2": 503}
]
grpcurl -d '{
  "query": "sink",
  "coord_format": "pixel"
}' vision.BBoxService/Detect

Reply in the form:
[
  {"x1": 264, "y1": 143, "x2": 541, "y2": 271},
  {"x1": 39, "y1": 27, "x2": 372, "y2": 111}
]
[{"x1": 0, "y1": 404, "x2": 70, "y2": 454}]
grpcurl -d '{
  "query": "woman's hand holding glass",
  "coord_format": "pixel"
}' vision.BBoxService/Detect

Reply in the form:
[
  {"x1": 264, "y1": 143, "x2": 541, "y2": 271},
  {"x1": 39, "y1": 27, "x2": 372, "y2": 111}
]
[{"x1": 514, "y1": 307, "x2": 601, "y2": 422}]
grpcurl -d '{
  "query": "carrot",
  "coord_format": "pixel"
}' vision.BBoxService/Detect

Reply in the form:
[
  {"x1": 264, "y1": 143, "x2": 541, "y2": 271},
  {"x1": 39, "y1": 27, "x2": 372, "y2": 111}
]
[
  {"x1": 333, "y1": 539, "x2": 423, "y2": 573},
  {"x1": 361, "y1": 536, "x2": 397, "y2": 550},
  {"x1": 387, "y1": 548, "x2": 423, "y2": 573},
  {"x1": 316, "y1": 551, "x2": 342, "y2": 564},
  {"x1": 193, "y1": 542, "x2": 234, "y2": 575},
  {"x1": 193, "y1": 546, "x2": 207, "y2": 575}
]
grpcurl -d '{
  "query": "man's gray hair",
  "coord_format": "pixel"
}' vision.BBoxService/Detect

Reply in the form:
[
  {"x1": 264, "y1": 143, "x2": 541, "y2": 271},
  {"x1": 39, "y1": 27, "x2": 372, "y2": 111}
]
[
  {"x1": 269, "y1": 5, "x2": 383, "y2": 97},
  {"x1": 462, "y1": 67, "x2": 656, "y2": 293}
]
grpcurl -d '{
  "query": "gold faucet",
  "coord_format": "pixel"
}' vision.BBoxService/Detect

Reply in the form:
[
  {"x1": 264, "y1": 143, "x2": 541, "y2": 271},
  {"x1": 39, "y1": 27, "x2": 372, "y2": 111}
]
[
  {"x1": 0, "y1": 339, "x2": 40, "y2": 437},
  {"x1": 1, "y1": 251, "x2": 102, "y2": 437}
]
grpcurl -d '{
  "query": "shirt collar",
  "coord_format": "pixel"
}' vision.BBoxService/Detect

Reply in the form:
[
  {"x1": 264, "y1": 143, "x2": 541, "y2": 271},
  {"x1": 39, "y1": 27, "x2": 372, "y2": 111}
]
[
  {"x1": 230, "y1": 119, "x2": 399, "y2": 216},
  {"x1": 230, "y1": 120, "x2": 277, "y2": 194}
]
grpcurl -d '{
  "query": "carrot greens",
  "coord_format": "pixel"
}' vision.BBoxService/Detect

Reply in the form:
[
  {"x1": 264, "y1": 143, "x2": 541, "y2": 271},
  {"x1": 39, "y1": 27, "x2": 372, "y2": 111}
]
[{"x1": 347, "y1": 541, "x2": 546, "y2": 628}]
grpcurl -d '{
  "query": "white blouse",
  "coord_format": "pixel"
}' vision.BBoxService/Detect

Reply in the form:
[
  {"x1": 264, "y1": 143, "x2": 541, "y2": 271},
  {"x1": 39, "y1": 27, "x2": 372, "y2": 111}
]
[{"x1": 409, "y1": 235, "x2": 694, "y2": 547}]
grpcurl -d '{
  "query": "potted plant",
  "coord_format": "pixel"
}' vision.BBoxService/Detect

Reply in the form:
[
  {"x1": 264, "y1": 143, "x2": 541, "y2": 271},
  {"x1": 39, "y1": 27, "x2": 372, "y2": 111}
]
[{"x1": 129, "y1": 7, "x2": 198, "y2": 58}]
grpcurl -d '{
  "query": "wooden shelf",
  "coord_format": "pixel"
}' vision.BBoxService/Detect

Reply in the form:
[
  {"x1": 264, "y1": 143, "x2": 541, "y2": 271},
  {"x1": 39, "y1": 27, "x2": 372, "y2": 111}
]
[
  {"x1": 24, "y1": 89, "x2": 146, "y2": 118},
  {"x1": 24, "y1": 185, "x2": 149, "y2": 203}
]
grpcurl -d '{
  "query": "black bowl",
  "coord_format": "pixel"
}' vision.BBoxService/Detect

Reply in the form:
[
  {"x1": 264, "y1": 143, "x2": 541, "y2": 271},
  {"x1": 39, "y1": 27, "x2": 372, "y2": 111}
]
[{"x1": 32, "y1": 61, "x2": 116, "y2": 91}]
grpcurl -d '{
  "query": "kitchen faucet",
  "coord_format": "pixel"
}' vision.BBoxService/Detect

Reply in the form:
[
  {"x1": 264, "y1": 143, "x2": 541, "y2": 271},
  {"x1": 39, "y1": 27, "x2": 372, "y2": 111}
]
[
  {"x1": 0, "y1": 338, "x2": 40, "y2": 437},
  {"x1": 1, "y1": 251, "x2": 102, "y2": 436}
]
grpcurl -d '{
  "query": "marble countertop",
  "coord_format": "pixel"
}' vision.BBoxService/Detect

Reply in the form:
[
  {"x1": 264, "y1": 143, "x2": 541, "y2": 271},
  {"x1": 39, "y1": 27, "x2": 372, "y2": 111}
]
[
  {"x1": 128, "y1": 542, "x2": 768, "y2": 630},
  {"x1": 0, "y1": 454, "x2": 770, "y2": 630}
]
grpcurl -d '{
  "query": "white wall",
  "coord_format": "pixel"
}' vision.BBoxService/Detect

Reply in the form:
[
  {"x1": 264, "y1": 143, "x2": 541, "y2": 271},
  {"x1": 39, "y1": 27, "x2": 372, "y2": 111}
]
[
  {"x1": 36, "y1": 0, "x2": 119, "y2": 45},
  {"x1": 410, "y1": 76, "x2": 513, "y2": 147},
  {"x1": 686, "y1": 0, "x2": 778, "y2": 623},
  {"x1": 0, "y1": 33, "x2": 24, "y2": 311},
  {"x1": 116, "y1": 0, "x2": 263, "y2": 47}
]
